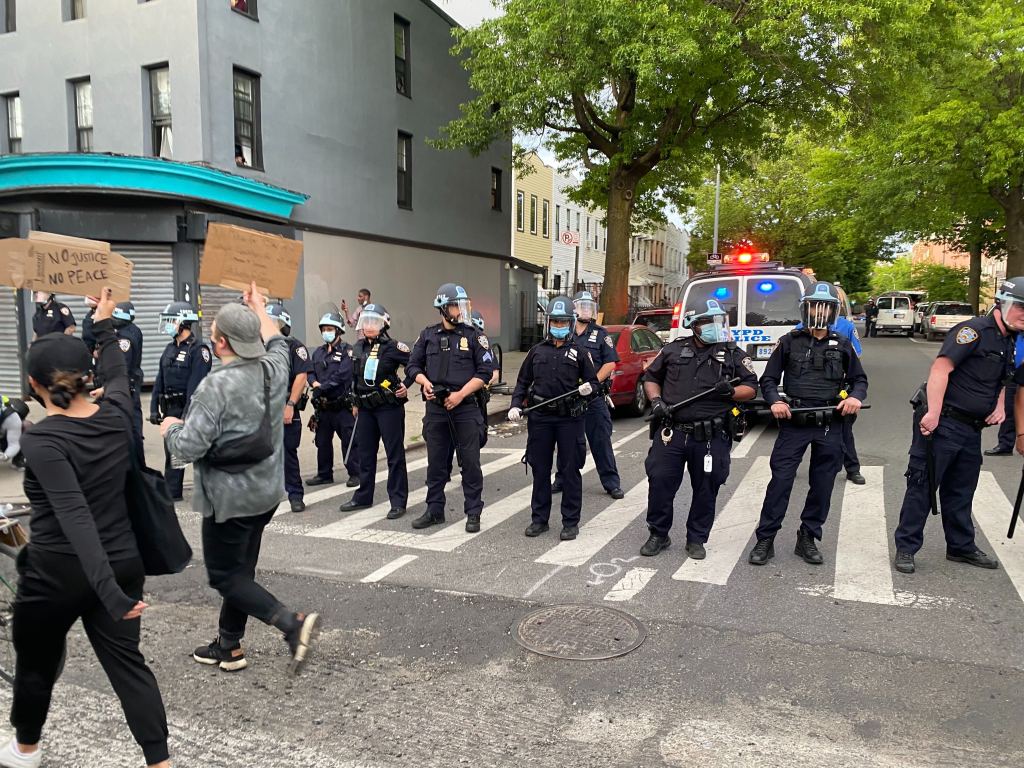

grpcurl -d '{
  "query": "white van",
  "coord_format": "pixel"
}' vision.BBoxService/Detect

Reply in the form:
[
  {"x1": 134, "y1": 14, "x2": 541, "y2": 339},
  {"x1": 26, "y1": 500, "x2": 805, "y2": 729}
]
[
  {"x1": 670, "y1": 263, "x2": 851, "y2": 377},
  {"x1": 875, "y1": 293, "x2": 917, "y2": 336}
]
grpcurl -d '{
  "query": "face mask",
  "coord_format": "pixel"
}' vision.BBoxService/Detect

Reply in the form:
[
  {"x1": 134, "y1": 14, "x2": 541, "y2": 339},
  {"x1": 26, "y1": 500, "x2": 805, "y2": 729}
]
[
  {"x1": 322, "y1": 330, "x2": 337, "y2": 344},
  {"x1": 163, "y1": 322, "x2": 178, "y2": 336},
  {"x1": 549, "y1": 325, "x2": 571, "y2": 340},
  {"x1": 697, "y1": 325, "x2": 722, "y2": 344},
  {"x1": 34, "y1": 292, "x2": 49, "y2": 304}
]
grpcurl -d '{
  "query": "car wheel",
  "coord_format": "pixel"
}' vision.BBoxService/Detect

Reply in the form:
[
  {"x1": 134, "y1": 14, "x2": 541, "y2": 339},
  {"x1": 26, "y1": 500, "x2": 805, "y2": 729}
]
[{"x1": 626, "y1": 379, "x2": 648, "y2": 417}]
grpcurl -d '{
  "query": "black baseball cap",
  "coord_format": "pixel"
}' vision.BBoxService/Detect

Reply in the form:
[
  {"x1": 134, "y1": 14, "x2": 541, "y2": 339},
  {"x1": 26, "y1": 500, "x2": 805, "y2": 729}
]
[{"x1": 27, "y1": 332, "x2": 92, "y2": 387}]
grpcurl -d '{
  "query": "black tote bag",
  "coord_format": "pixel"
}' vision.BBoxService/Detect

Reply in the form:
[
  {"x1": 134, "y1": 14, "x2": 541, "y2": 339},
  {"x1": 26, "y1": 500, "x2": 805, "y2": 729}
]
[{"x1": 110, "y1": 399, "x2": 193, "y2": 575}]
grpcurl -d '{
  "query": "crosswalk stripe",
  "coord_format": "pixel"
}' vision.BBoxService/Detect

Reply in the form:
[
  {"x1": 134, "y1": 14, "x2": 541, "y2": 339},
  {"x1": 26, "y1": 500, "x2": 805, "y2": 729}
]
[
  {"x1": 603, "y1": 567, "x2": 657, "y2": 602},
  {"x1": 671, "y1": 456, "x2": 773, "y2": 585},
  {"x1": 536, "y1": 479, "x2": 649, "y2": 567},
  {"x1": 306, "y1": 453, "x2": 523, "y2": 540},
  {"x1": 730, "y1": 422, "x2": 766, "y2": 459},
  {"x1": 972, "y1": 471, "x2": 1024, "y2": 604},
  {"x1": 273, "y1": 455, "x2": 431, "y2": 516},
  {"x1": 833, "y1": 466, "x2": 897, "y2": 605},
  {"x1": 361, "y1": 554, "x2": 418, "y2": 583}
]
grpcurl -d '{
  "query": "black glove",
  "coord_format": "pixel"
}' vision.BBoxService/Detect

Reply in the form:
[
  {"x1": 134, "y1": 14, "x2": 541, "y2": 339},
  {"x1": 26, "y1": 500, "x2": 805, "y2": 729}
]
[
  {"x1": 714, "y1": 379, "x2": 735, "y2": 397},
  {"x1": 149, "y1": 415, "x2": 162, "y2": 425},
  {"x1": 651, "y1": 398, "x2": 669, "y2": 420}
]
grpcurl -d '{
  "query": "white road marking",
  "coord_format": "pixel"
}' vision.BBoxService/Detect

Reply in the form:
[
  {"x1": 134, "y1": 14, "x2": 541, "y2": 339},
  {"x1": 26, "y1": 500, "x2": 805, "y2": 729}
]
[
  {"x1": 523, "y1": 565, "x2": 565, "y2": 597},
  {"x1": 833, "y1": 466, "x2": 897, "y2": 605},
  {"x1": 274, "y1": 455, "x2": 431, "y2": 516},
  {"x1": 972, "y1": 471, "x2": 1024, "y2": 603},
  {"x1": 536, "y1": 479, "x2": 649, "y2": 567},
  {"x1": 730, "y1": 422, "x2": 766, "y2": 459},
  {"x1": 603, "y1": 567, "x2": 658, "y2": 602},
  {"x1": 360, "y1": 554, "x2": 418, "y2": 583},
  {"x1": 671, "y1": 456, "x2": 773, "y2": 585}
]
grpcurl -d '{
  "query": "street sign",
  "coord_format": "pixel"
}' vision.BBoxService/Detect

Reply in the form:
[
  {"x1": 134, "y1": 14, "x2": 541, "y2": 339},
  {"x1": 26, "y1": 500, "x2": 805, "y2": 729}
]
[
  {"x1": 560, "y1": 231, "x2": 580, "y2": 246},
  {"x1": 706, "y1": 252, "x2": 722, "y2": 265}
]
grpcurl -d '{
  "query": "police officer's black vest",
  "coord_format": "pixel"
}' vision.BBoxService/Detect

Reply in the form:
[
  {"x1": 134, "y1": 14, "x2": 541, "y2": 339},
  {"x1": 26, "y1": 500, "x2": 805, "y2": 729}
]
[
  {"x1": 784, "y1": 332, "x2": 845, "y2": 403},
  {"x1": 353, "y1": 338, "x2": 390, "y2": 393}
]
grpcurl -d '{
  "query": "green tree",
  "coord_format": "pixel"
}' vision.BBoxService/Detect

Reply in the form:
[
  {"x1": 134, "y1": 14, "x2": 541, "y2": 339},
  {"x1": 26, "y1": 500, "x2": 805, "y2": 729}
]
[
  {"x1": 868, "y1": 257, "x2": 968, "y2": 302},
  {"x1": 437, "y1": 0, "x2": 950, "y2": 322}
]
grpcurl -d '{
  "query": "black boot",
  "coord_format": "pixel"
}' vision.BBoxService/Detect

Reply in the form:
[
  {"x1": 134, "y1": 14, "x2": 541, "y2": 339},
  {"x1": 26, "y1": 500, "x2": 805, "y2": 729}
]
[
  {"x1": 748, "y1": 537, "x2": 775, "y2": 565},
  {"x1": 412, "y1": 511, "x2": 444, "y2": 529},
  {"x1": 640, "y1": 533, "x2": 671, "y2": 557},
  {"x1": 946, "y1": 549, "x2": 999, "y2": 569},
  {"x1": 795, "y1": 528, "x2": 824, "y2": 565}
]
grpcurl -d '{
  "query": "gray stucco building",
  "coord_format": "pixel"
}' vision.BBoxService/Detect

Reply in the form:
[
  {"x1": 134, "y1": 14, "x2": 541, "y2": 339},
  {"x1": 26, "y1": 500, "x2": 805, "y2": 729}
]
[{"x1": 0, "y1": 0, "x2": 531, "y2": 393}]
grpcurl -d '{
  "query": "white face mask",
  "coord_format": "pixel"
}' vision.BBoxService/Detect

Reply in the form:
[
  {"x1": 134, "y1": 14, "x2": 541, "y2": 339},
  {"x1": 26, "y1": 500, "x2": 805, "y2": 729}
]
[{"x1": 34, "y1": 292, "x2": 50, "y2": 304}]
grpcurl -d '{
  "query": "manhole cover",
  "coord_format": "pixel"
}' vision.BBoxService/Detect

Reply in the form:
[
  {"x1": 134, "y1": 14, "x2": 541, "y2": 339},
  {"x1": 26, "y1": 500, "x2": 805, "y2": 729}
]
[{"x1": 513, "y1": 604, "x2": 647, "y2": 660}]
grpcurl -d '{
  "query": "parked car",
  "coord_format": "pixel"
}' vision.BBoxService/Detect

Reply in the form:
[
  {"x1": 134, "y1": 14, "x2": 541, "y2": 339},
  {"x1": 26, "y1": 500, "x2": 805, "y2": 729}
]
[
  {"x1": 632, "y1": 308, "x2": 675, "y2": 342},
  {"x1": 605, "y1": 324, "x2": 664, "y2": 416},
  {"x1": 922, "y1": 301, "x2": 975, "y2": 340},
  {"x1": 912, "y1": 302, "x2": 932, "y2": 335}
]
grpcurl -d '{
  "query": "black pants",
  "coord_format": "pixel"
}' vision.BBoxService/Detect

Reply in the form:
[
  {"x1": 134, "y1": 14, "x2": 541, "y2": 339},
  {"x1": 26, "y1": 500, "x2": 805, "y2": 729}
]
[
  {"x1": 314, "y1": 408, "x2": 359, "y2": 480},
  {"x1": 842, "y1": 416, "x2": 860, "y2": 474},
  {"x1": 865, "y1": 318, "x2": 877, "y2": 337},
  {"x1": 12, "y1": 548, "x2": 169, "y2": 765},
  {"x1": 201, "y1": 509, "x2": 292, "y2": 644},
  {"x1": 528, "y1": 412, "x2": 585, "y2": 526},
  {"x1": 163, "y1": 402, "x2": 185, "y2": 498},
  {"x1": 556, "y1": 397, "x2": 621, "y2": 492},
  {"x1": 994, "y1": 382, "x2": 1017, "y2": 451},
  {"x1": 283, "y1": 419, "x2": 304, "y2": 501},
  {"x1": 424, "y1": 402, "x2": 484, "y2": 519},
  {"x1": 352, "y1": 404, "x2": 408, "y2": 508}
]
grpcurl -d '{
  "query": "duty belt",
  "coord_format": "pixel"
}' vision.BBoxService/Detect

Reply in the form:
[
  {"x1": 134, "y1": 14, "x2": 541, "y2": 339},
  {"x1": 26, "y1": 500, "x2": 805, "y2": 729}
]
[
  {"x1": 355, "y1": 389, "x2": 399, "y2": 409},
  {"x1": 940, "y1": 405, "x2": 987, "y2": 431},
  {"x1": 671, "y1": 416, "x2": 727, "y2": 441},
  {"x1": 316, "y1": 395, "x2": 351, "y2": 412},
  {"x1": 528, "y1": 393, "x2": 585, "y2": 417}
]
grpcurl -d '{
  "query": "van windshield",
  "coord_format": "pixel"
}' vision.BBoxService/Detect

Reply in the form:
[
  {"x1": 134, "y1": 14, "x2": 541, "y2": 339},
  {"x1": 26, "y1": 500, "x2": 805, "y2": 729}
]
[
  {"x1": 745, "y1": 278, "x2": 803, "y2": 325},
  {"x1": 684, "y1": 278, "x2": 739, "y2": 326}
]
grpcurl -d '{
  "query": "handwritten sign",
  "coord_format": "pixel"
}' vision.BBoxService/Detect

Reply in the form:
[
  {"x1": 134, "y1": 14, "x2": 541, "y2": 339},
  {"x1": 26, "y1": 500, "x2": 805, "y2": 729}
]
[
  {"x1": 199, "y1": 223, "x2": 303, "y2": 299},
  {"x1": 1, "y1": 233, "x2": 133, "y2": 300}
]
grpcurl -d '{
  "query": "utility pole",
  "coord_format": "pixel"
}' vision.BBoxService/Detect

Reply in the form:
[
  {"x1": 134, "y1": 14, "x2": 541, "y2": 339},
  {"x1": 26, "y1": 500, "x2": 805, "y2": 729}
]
[{"x1": 712, "y1": 163, "x2": 721, "y2": 255}]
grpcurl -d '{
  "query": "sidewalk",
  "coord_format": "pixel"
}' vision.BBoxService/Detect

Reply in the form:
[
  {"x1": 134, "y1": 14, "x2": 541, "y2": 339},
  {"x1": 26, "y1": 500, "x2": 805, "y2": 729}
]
[{"x1": 0, "y1": 350, "x2": 526, "y2": 502}]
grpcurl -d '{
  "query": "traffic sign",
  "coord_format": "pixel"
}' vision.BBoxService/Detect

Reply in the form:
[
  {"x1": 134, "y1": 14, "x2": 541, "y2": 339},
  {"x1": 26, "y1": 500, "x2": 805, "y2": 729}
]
[
  {"x1": 560, "y1": 231, "x2": 580, "y2": 246},
  {"x1": 706, "y1": 252, "x2": 722, "y2": 264}
]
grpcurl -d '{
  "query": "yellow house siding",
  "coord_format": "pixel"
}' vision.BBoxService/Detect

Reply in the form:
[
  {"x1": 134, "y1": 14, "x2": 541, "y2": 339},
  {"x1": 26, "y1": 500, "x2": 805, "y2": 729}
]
[{"x1": 511, "y1": 154, "x2": 554, "y2": 272}]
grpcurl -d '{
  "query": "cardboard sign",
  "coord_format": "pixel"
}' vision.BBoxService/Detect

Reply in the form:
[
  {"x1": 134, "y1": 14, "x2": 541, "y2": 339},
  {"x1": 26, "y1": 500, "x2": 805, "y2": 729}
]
[
  {"x1": 1, "y1": 234, "x2": 133, "y2": 301},
  {"x1": 199, "y1": 223, "x2": 303, "y2": 299}
]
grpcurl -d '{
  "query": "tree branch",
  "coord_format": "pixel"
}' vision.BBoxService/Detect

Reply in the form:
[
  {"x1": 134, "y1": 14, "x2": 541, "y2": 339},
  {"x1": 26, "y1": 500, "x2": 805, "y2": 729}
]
[{"x1": 570, "y1": 92, "x2": 619, "y2": 157}]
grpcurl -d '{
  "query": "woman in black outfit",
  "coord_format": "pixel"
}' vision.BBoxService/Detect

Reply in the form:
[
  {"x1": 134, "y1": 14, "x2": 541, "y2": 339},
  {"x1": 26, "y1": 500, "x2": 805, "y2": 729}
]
[{"x1": 2, "y1": 289, "x2": 171, "y2": 768}]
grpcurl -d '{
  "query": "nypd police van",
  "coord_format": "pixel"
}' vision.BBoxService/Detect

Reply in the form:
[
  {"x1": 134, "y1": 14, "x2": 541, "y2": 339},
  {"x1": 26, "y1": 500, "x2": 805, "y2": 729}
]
[{"x1": 669, "y1": 253, "x2": 852, "y2": 377}]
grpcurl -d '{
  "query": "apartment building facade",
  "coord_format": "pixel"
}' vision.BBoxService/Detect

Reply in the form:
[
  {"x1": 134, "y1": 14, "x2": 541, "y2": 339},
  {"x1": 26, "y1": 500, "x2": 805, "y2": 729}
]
[{"x1": 629, "y1": 221, "x2": 689, "y2": 308}]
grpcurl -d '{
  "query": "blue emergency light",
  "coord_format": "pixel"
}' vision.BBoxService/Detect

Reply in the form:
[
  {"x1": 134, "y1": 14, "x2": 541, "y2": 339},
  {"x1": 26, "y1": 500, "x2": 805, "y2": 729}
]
[
  {"x1": 714, "y1": 286, "x2": 731, "y2": 300},
  {"x1": 757, "y1": 281, "x2": 776, "y2": 293}
]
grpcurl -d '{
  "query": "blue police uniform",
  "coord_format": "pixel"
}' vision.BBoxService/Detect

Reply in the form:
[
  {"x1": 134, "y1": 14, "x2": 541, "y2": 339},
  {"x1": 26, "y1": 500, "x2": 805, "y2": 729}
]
[
  {"x1": 991, "y1": 335, "x2": 1024, "y2": 452},
  {"x1": 118, "y1": 322, "x2": 145, "y2": 463},
  {"x1": 309, "y1": 340, "x2": 360, "y2": 483},
  {"x1": 755, "y1": 328, "x2": 868, "y2": 542},
  {"x1": 894, "y1": 314, "x2": 1017, "y2": 556},
  {"x1": 32, "y1": 299, "x2": 75, "y2": 337},
  {"x1": 406, "y1": 323, "x2": 494, "y2": 523},
  {"x1": 350, "y1": 336, "x2": 411, "y2": 510},
  {"x1": 643, "y1": 337, "x2": 758, "y2": 544},
  {"x1": 152, "y1": 333, "x2": 212, "y2": 498},
  {"x1": 554, "y1": 320, "x2": 622, "y2": 494},
  {"x1": 82, "y1": 308, "x2": 98, "y2": 352},
  {"x1": 283, "y1": 336, "x2": 313, "y2": 502},
  {"x1": 512, "y1": 339, "x2": 599, "y2": 530}
]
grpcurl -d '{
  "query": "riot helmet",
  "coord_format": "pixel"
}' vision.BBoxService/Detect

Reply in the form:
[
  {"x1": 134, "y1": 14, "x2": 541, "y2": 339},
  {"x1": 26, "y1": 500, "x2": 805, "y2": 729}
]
[
  {"x1": 433, "y1": 283, "x2": 471, "y2": 326},
  {"x1": 572, "y1": 290, "x2": 598, "y2": 323},
  {"x1": 159, "y1": 301, "x2": 199, "y2": 336},
  {"x1": 470, "y1": 310, "x2": 486, "y2": 333},
  {"x1": 112, "y1": 301, "x2": 135, "y2": 329},
  {"x1": 318, "y1": 312, "x2": 345, "y2": 345},
  {"x1": 356, "y1": 303, "x2": 390, "y2": 338},
  {"x1": 996, "y1": 276, "x2": 1024, "y2": 329},
  {"x1": 266, "y1": 303, "x2": 292, "y2": 336},
  {"x1": 33, "y1": 292, "x2": 54, "y2": 306},
  {"x1": 683, "y1": 299, "x2": 731, "y2": 344},
  {"x1": 545, "y1": 295, "x2": 574, "y2": 341},
  {"x1": 800, "y1": 282, "x2": 840, "y2": 330}
]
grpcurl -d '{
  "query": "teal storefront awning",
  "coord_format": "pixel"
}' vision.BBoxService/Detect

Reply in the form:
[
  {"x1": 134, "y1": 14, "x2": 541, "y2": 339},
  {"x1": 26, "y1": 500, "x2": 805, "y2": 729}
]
[{"x1": 0, "y1": 153, "x2": 308, "y2": 219}]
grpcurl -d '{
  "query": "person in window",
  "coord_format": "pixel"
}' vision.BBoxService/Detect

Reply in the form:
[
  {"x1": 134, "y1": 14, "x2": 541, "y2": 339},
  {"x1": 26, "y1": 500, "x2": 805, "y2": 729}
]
[
  {"x1": 234, "y1": 143, "x2": 247, "y2": 167},
  {"x1": 6, "y1": 289, "x2": 171, "y2": 768}
]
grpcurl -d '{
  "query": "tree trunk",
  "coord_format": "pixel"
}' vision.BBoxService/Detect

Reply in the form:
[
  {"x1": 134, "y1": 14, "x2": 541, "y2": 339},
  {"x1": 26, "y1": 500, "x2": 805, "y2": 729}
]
[
  {"x1": 600, "y1": 174, "x2": 637, "y2": 324},
  {"x1": 1000, "y1": 186, "x2": 1024, "y2": 279},
  {"x1": 967, "y1": 238, "x2": 982, "y2": 313}
]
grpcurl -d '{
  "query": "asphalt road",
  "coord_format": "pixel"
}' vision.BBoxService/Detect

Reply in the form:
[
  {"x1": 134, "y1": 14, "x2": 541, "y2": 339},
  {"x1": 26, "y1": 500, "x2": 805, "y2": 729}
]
[{"x1": 3, "y1": 332, "x2": 1023, "y2": 767}]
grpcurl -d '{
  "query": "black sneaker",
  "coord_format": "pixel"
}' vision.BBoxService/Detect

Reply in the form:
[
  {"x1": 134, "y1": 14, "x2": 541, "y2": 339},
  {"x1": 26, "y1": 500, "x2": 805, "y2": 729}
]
[
  {"x1": 560, "y1": 525, "x2": 579, "y2": 541},
  {"x1": 285, "y1": 613, "x2": 321, "y2": 676},
  {"x1": 894, "y1": 551, "x2": 915, "y2": 573},
  {"x1": 386, "y1": 507, "x2": 406, "y2": 520},
  {"x1": 846, "y1": 471, "x2": 866, "y2": 485},
  {"x1": 193, "y1": 638, "x2": 248, "y2": 672},
  {"x1": 289, "y1": 498, "x2": 306, "y2": 513},
  {"x1": 748, "y1": 537, "x2": 775, "y2": 565},
  {"x1": 525, "y1": 522, "x2": 549, "y2": 537},
  {"x1": 306, "y1": 476, "x2": 333, "y2": 487},
  {"x1": 685, "y1": 541, "x2": 706, "y2": 560},
  {"x1": 984, "y1": 447, "x2": 1012, "y2": 457},
  {"x1": 607, "y1": 488, "x2": 625, "y2": 500},
  {"x1": 795, "y1": 529, "x2": 824, "y2": 565},
  {"x1": 412, "y1": 512, "x2": 444, "y2": 529},
  {"x1": 339, "y1": 500, "x2": 371, "y2": 512},
  {"x1": 640, "y1": 533, "x2": 671, "y2": 557},
  {"x1": 465, "y1": 515, "x2": 481, "y2": 533},
  {"x1": 946, "y1": 549, "x2": 999, "y2": 569}
]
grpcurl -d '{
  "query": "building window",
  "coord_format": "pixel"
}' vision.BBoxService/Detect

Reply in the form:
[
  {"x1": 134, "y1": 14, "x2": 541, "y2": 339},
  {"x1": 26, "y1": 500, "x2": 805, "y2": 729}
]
[
  {"x1": 72, "y1": 79, "x2": 93, "y2": 152},
  {"x1": 555, "y1": 204, "x2": 560, "y2": 233},
  {"x1": 231, "y1": 0, "x2": 256, "y2": 19},
  {"x1": 516, "y1": 191, "x2": 524, "y2": 231},
  {"x1": 2, "y1": 1, "x2": 14, "y2": 33},
  {"x1": 553, "y1": 274, "x2": 561, "y2": 291},
  {"x1": 148, "y1": 66, "x2": 172, "y2": 158},
  {"x1": 529, "y1": 195, "x2": 538, "y2": 235},
  {"x1": 4, "y1": 93, "x2": 21, "y2": 154},
  {"x1": 397, "y1": 131, "x2": 412, "y2": 208},
  {"x1": 542, "y1": 199, "x2": 549, "y2": 238},
  {"x1": 64, "y1": 0, "x2": 85, "y2": 21},
  {"x1": 395, "y1": 16, "x2": 410, "y2": 97},
  {"x1": 576, "y1": 212, "x2": 580, "y2": 232},
  {"x1": 490, "y1": 168, "x2": 501, "y2": 211},
  {"x1": 233, "y1": 68, "x2": 262, "y2": 169}
]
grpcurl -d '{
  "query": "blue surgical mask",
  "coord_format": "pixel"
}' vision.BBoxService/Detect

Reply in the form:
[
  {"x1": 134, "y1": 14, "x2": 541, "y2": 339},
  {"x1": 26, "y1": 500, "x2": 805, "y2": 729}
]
[
  {"x1": 163, "y1": 322, "x2": 178, "y2": 336},
  {"x1": 698, "y1": 324, "x2": 724, "y2": 344},
  {"x1": 322, "y1": 330, "x2": 337, "y2": 344},
  {"x1": 549, "y1": 325, "x2": 571, "y2": 340}
]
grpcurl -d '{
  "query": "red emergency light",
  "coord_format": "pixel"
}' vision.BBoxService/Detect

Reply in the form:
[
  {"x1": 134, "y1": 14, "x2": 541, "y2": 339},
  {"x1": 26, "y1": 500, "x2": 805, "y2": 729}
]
[{"x1": 721, "y1": 251, "x2": 770, "y2": 266}]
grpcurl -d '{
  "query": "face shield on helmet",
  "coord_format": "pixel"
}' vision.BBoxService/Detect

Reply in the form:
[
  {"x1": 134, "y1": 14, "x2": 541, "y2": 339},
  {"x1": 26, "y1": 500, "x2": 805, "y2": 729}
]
[
  {"x1": 545, "y1": 296, "x2": 574, "y2": 340},
  {"x1": 683, "y1": 299, "x2": 731, "y2": 344},
  {"x1": 356, "y1": 303, "x2": 390, "y2": 337},
  {"x1": 158, "y1": 303, "x2": 199, "y2": 336},
  {"x1": 470, "y1": 310, "x2": 485, "y2": 333},
  {"x1": 572, "y1": 291, "x2": 598, "y2": 322},
  {"x1": 433, "y1": 283, "x2": 471, "y2": 325},
  {"x1": 996, "y1": 276, "x2": 1024, "y2": 330},
  {"x1": 800, "y1": 282, "x2": 839, "y2": 330},
  {"x1": 318, "y1": 312, "x2": 344, "y2": 344}
]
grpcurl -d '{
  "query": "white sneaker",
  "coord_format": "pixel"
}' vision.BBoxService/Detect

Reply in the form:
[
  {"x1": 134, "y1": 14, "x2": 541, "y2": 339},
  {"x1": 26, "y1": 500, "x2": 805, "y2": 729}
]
[{"x1": 0, "y1": 739, "x2": 41, "y2": 768}]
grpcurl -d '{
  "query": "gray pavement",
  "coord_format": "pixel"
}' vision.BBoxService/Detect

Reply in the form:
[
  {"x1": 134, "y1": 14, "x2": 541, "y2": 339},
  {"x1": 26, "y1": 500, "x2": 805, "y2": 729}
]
[{"x1": 4, "y1": 334, "x2": 1024, "y2": 766}]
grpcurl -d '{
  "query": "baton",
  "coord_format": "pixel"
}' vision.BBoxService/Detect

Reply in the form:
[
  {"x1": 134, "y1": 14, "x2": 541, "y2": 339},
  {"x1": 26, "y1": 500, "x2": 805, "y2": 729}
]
[
  {"x1": 643, "y1": 377, "x2": 742, "y2": 423},
  {"x1": 446, "y1": 410, "x2": 464, "y2": 470},
  {"x1": 925, "y1": 435, "x2": 939, "y2": 516},
  {"x1": 342, "y1": 410, "x2": 359, "y2": 467},
  {"x1": 1008, "y1": 463, "x2": 1024, "y2": 538},
  {"x1": 752, "y1": 404, "x2": 872, "y2": 416},
  {"x1": 523, "y1": 388, "x2": 583, "y2": 414}
]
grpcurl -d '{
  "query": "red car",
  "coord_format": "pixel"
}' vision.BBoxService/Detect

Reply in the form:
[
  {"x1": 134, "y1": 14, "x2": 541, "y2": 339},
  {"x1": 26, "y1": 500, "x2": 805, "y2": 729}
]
[{"x1": 604, "y1": 324, "x2": 664, "y2": 416}]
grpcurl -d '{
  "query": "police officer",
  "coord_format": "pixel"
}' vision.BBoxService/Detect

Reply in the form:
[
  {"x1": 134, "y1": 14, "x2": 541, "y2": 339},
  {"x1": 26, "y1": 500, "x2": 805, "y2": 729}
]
[
  {"x1": 748, "y1": 283, "x2": 868, "y2": 566},
  {"x1": 307, "y1": 312, "x2": 360, "y2": 488},
  {"x1": 81, "y1": 295, "x2": 99, "y2": 352},
  {"x1": 267, "y1": 303, "x2": 313, "y2": 512},
  {"x1": 509, "y1": 296, "x2": 598, "y2": 540},
  {"x1": 864, "y1": 298, "x2": 879, "y2": 338},
  {"x1": 0, "y1": 396, "x2": 29, "y2": 469},
  {"x1": 469, "y1": 309, "x2": 498, "y2": 449},
  {"x1": 640, "y1": 300, "x2": 758, "y2": 558},
  {"x1": 893, "y1": 276, "x2": 1024, "y2": 573},
  {"x1": 985, "y1": 331, "x2": 1024, "y2": 456},
  {"x1": 111, "y1": 301, "x2": 145, "y2": 462},
  {"x1": 151, "y1": 301, "x2": 212, "y2": 500},
  {"x1": 340, "y1": 303, "x2": 412, "y2": 518},
  {"x1": 552, "y1": 290, "x2": 624, "y2": 499},
  {"x1": 31, "y1": 292, "x2": 76, "y2": 339},
  {"x1": 406, "y1": 283, "x2": 494, "y2": 533}
]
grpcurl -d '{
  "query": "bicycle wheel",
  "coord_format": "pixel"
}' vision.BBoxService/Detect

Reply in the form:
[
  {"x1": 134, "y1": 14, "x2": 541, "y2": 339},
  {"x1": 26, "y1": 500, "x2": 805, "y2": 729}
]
[{"x1": 0, "y1": 543, "x2": 18, "y2": 684}]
